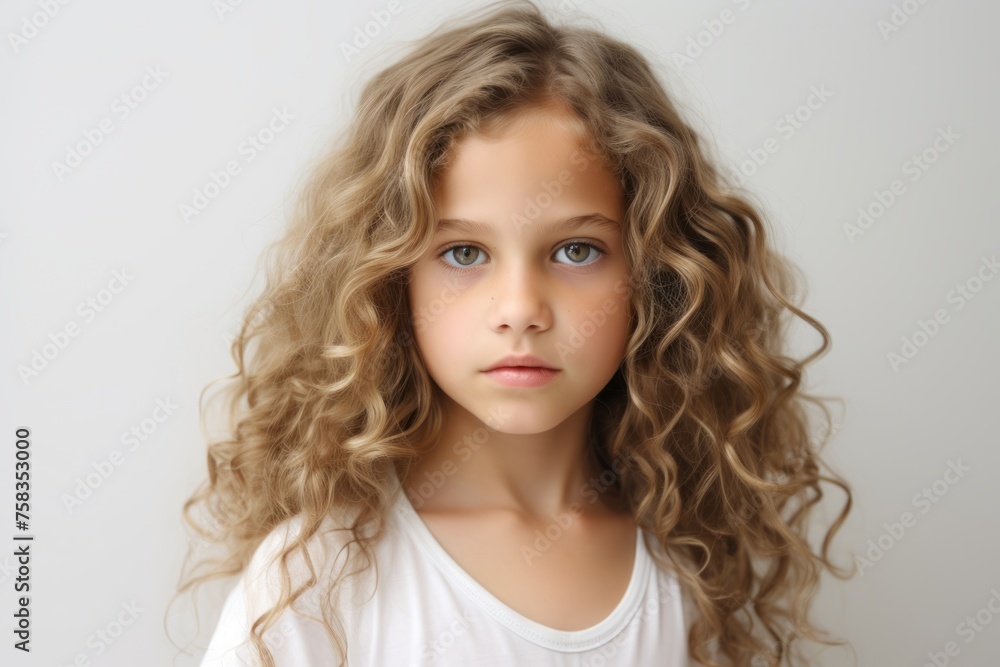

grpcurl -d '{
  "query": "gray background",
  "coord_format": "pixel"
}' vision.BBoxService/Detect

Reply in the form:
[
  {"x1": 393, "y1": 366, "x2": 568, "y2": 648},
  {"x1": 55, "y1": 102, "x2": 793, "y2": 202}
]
[{"x1": 2, "y1": 0, "x2": 998, "y2": 665}]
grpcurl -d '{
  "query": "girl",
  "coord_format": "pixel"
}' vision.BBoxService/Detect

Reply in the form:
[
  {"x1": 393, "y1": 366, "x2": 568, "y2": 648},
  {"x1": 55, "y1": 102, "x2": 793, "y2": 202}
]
[{"x1": 174, "y1": 1, "x2": 854, "y2": 665}]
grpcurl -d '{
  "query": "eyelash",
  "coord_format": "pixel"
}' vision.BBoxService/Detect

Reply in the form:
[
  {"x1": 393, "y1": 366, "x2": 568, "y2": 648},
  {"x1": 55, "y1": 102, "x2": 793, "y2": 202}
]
[{"x1": 437, "y1": 240, "x2": 608, "y2": 274}]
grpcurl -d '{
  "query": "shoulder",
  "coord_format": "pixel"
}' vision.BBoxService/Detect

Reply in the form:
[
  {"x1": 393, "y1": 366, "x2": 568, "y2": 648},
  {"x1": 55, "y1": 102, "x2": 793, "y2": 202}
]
[
  {"x1": 200, "y1": 510, "x2": 367, "y2": 666},
  {"x1": 641, "y1": 529, "x2": 698, "y2": 641},
  {"x1": 243, "y1": 510, "x2": 365, "y2": 617}
]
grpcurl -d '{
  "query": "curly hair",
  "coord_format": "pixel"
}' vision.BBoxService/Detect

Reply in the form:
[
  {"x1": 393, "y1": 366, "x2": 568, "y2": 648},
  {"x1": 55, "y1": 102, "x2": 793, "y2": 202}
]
[{"x1": 170, "y1": 2, "x2": 854, "y2": 665}]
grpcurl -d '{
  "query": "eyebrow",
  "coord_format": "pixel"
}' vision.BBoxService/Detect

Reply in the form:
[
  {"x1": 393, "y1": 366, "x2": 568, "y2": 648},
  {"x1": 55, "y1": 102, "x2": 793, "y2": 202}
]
[{"x1": 435, "y1": 213, "x2": 620, "y2": 235}]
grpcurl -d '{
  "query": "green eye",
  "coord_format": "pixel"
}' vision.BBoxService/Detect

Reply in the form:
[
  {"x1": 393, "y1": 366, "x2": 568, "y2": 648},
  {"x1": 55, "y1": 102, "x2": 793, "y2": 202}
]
[{"x1": 438, "y1": 241, "x2": 605, "y2": 273}]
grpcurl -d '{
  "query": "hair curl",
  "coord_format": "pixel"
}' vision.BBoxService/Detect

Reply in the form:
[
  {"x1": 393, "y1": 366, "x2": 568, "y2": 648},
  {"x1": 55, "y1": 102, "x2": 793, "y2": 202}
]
[{"x1": 169, "y1": 2, "x2": 854, "y2": 665}]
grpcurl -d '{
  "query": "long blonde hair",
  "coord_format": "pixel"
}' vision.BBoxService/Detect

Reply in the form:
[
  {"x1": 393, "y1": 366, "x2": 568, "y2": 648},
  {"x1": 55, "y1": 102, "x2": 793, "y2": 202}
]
[{"x1": 171, "y1": 2, "x2": 854, "y2": 665}]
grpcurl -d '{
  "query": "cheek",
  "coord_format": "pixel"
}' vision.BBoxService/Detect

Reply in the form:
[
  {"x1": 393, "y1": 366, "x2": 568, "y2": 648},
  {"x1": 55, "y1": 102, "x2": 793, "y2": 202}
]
[
  {"x1": 410, "y1": 274, "x2": 470, "y2": 365},
  {"x1": 571, "y1": 291, "x2": 630, "y2": 366}
]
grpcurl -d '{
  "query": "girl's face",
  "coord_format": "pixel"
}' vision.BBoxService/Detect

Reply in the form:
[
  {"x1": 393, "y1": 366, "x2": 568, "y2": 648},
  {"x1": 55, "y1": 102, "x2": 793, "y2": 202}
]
[{"x1": 408, "y1": 105, "x2": 630, "y2": 435}]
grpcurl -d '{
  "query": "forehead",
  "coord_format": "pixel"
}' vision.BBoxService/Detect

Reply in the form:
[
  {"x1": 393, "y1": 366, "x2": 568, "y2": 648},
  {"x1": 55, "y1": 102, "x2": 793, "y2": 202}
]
[
  {"x1": 434, "y1": 213, "x2": 620, "y2": 237},
  {"x1": 433, "y1": 109, "x2": 623, "y2": 226}
]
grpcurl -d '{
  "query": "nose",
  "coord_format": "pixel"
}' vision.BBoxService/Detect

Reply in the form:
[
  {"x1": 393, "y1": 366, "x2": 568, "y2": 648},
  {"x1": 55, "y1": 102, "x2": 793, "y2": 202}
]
[{"x1": 487, "y1": 261, "x2": 553, "y2": 334}]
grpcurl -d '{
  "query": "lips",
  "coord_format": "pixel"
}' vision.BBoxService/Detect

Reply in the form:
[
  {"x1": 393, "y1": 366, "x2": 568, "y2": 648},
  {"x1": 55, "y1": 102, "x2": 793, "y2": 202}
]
[
  {"x1": 482, "y1": 366, "x2": 559, "y2": 387},
  {"x1": 484, "y1": 354, "x2": 558, "y2": 371}
]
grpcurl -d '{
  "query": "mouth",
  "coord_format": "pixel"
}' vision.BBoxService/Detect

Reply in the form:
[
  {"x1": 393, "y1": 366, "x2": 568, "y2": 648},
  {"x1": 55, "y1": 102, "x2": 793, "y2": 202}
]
[
  {"x1": 482, "y1": 366, "x2": 560, "y2": 387},
  {"x1": 483, "y1": 355, "x2": 559, "y2": 372}
]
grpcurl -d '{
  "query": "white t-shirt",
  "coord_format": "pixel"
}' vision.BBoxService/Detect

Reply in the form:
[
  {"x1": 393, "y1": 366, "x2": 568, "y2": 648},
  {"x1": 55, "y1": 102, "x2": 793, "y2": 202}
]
[{"x1": 199, "y1": 468, "x2": 689, "y2": 666}]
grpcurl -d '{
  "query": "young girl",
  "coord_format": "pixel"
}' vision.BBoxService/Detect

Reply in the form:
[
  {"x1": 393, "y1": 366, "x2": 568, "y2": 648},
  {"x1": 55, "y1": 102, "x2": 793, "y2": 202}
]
[{"x1": 174, "y1": 1, "x2": 854, "y2": 665}]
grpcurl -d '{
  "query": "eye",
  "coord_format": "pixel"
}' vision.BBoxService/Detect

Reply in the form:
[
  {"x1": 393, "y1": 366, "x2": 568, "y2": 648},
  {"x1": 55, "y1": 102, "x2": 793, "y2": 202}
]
[
  {"x1": 438, "y1": 241, "x2": 606, "y2": 272},
  {"x1": 555, "y1": 242, "x2": 602, "y2": 265},
  {"x1": 442, "y1": 245, "x2": 486, "y2": 269}
]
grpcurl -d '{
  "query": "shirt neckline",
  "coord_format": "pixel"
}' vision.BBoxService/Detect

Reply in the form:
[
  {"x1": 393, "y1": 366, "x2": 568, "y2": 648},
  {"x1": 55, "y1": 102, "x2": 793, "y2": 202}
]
[{"x1": 388, "y1": 465, "x2": 653, "y2": 652}]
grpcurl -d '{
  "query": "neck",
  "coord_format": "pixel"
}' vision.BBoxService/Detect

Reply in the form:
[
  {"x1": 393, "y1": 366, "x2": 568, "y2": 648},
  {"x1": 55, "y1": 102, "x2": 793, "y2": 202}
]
[{"x1": 399, "y1": 395, "x2": 624, "y2": 522}]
